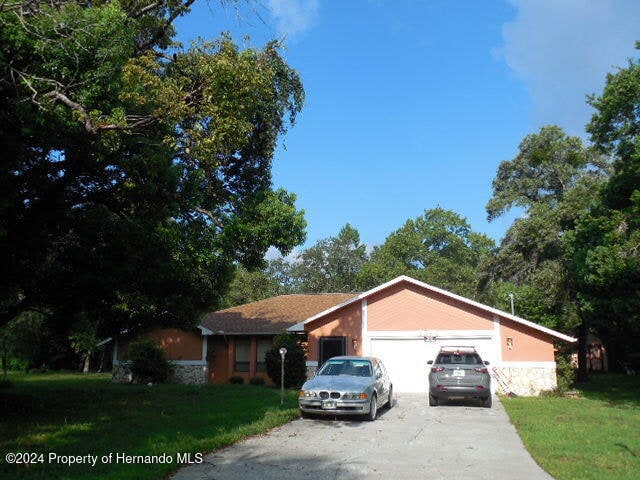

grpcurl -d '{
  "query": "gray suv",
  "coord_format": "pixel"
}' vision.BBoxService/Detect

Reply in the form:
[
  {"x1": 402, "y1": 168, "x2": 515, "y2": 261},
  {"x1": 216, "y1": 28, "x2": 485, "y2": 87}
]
[{"x1": 427, "y1": 346, "x2": 492, "y2": 408}]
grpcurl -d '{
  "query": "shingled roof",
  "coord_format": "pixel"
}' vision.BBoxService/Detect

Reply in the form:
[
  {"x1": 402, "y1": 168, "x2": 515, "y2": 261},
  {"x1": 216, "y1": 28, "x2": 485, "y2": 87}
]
[{"x1": 199, "y1": 293, "x2": 357, "y2": 335}]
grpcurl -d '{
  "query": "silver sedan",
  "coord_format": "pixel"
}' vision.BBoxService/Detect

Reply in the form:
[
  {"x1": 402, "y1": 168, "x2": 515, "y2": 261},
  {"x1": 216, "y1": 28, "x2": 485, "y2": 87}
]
[{"x1": 298, "y1": 356, "x2": 393, "y2": 421}]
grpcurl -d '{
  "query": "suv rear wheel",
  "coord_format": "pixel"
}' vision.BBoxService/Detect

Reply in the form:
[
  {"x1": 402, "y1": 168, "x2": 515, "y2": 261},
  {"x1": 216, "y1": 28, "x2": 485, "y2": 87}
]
[
  {"x1": 482, "y1": 395, "x2": 492, "y2": 408},
  {"x1": 428, "y1": 393, "x2": 438, "y2": 407}
]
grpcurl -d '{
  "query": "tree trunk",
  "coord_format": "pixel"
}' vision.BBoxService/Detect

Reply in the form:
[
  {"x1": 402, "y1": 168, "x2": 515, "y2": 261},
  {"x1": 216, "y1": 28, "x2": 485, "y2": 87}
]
[
  {"x1": 82, "y1": 354, "x2": 91, "y2": 374},
  {"x1": 577, "y1": 320, "x2": 590, "y2": 382}
]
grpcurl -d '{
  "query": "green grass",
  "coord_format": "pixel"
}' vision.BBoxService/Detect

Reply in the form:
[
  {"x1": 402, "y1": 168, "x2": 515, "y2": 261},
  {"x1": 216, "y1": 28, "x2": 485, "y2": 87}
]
[
  {"x1": 0, "y1": 371, "x2": 300, "y2": 480},
  {"x1": 502, "y1": 374, "x2": 640, "y2": 480}
]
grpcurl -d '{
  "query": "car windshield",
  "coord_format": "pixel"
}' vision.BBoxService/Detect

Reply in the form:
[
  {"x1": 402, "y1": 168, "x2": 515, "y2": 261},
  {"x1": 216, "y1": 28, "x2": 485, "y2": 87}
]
[
  {"x1": 435, "y1": 352, "x2": 483, "y2": 365},
  {"x1": 317, "y1": 359, "x2": 373, "y2": 377}
]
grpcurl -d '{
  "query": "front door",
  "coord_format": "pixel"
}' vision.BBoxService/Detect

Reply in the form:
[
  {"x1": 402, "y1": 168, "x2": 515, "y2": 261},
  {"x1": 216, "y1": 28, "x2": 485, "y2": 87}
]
[{"x1": 319, "y1": 336, "x2": 347, "y2": 366}]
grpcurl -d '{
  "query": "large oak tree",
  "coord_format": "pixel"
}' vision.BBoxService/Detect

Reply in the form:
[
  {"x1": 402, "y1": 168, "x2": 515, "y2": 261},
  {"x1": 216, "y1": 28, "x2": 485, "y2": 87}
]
[{"x1": 0, "y1": 0, "x2": 306, "y2": 340}]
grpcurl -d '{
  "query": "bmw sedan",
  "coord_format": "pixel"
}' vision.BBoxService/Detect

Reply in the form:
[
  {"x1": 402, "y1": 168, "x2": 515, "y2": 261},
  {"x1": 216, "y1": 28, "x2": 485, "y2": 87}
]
[{"x1": 298, "y1": 356, "x2": 393, "y2": 421}]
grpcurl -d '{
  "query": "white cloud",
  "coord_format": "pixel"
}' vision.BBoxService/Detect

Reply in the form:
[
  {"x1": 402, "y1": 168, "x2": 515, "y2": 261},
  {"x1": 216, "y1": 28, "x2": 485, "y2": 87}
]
[
  {"x1": 267, "y1": 0, "x2": 319, "y2": 39},
  {"x1": 497, "y1": 0, "x2": 640, "y2": 135}
]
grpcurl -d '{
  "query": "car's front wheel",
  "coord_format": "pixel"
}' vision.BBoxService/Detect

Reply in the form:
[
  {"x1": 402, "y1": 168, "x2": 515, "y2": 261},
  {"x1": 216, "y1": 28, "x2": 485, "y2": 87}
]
[{"x1": 366, "y1": 394, "x2": 378, "y2": 421}]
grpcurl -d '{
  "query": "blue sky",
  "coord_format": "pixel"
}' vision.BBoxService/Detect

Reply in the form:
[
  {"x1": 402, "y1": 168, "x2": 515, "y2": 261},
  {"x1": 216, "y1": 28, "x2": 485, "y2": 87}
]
[{"x1": 175, "y1": 0, "x2": 640, "y2": 251}]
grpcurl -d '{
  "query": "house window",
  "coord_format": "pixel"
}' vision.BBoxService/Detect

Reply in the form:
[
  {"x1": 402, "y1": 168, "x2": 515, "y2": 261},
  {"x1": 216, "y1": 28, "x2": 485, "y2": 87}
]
[
  {"x1": 256, "y1": 338, "x2": 272, "y2": 373},
  {"x1": 319, "y1": 336, "x2": 347, "y2": 366},
  {"x1": 235, "y1": 338, "x2": 250, "y2": 372}
]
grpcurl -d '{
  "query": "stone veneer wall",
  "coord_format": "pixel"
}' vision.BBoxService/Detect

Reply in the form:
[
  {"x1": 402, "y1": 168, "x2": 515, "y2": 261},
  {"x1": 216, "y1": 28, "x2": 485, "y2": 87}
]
[
  {"x1": 112, "y1": 362, "x2": 207, "y2": 385},
  {"x1": 493, "y1": 366, "x2": 557, "y2": 396},
  {"x1": 306, "y1": 365, "x2": 317, "y2": 380},
  {"x1": 171, "y1": 364, "x2": 207, "y2": 384}
]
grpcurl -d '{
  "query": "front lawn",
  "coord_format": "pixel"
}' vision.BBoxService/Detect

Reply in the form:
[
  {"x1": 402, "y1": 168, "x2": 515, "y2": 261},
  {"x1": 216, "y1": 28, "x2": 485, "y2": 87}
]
[
  {"x1": 502, "y1": 374, "x2": 640, "y2": 480},
  {"x1": 0, "y1": 372, "x2": 300, "y2": 480}
]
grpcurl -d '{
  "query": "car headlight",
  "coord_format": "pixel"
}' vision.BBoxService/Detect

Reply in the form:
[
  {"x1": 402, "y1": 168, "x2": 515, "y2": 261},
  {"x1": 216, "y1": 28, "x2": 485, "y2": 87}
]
[
  {"x1": 342, "y1": 392, "x2": 368, "y2": 400},
  {"x1": 299, "y1": 390, "x2": 318, "y2": 398}
]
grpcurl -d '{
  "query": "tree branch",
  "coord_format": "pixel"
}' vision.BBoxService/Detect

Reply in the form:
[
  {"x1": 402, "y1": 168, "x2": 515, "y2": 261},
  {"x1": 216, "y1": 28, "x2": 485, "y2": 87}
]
[{"x1": 194, "y1": 207, "x2": 223, "y2": 228}]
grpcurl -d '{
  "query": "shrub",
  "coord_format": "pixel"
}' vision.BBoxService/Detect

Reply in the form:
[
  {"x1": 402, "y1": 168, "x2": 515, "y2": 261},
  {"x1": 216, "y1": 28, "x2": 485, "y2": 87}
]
[
  {"x1": 555, "y1": 348, "x2": 576, "y2": 393},
  {"x1": 229, "y1": 376, "x2": 244, "y2": 384},
  {"x1": 126, "y1": 339, "x2": 173, "y2": 384},
  {"x1": 249, "y1": 376, "x2": 265, "y2": 386},
  {"x1": 265, "y1": 333, "x2": 307, "y2": 388}
]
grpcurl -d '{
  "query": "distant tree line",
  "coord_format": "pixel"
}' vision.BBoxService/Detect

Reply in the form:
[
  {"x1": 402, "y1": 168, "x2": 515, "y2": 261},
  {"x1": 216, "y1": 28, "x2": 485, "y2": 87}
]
[
  {"x1": 1, "y1": 0, "x2": 637, "y2": 377},
  {"x1": 223, "y1": 45, "x2": 640, "y2": 376}
]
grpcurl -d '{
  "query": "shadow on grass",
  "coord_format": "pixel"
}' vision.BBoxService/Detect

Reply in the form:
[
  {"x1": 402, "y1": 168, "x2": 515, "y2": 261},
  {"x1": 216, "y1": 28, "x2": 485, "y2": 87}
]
[
  {"x1": 577, "y1": 373, "x2": 640, "y2": 408},
  {"x1": 0, "y1": 373, "x2": 299, "y2": 480}
]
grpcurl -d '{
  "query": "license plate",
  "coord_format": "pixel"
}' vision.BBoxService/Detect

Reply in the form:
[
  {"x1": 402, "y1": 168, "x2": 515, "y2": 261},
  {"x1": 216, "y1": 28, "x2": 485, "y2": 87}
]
[
  {"x1": 322, "y1": 400, "x2": 337, "y2": 410},
  {"x1": 452, "y1": 369, "x2": 465, "y2": 377}
]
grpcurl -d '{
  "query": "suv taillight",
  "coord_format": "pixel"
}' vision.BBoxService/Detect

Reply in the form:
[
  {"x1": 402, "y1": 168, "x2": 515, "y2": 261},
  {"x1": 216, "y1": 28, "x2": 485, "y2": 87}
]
[
  {"x1": 474, "y1": 367, "x2": 489, "y2": 374},
  {"x1": 431, "y1": 367, "x2": 444, "y2": 373}
]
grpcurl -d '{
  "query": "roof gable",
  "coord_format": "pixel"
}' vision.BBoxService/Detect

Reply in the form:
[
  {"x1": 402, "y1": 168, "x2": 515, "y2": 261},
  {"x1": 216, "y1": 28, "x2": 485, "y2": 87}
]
[
  {"x1": 288, "y1": 275, "x2": 576, "y2": 343},
  {"x1": 199, "y1": 293, "x2": 357, "y2": 335}
]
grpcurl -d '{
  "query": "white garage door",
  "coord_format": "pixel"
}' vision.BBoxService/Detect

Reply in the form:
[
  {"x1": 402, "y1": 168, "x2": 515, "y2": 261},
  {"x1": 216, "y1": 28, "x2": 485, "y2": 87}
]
[{"x1": 370, "y1": 337, "x2": 497, "y2": 393}]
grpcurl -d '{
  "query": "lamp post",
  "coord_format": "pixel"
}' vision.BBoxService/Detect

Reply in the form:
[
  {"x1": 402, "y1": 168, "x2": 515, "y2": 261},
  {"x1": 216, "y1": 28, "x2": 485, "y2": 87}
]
[{"x1": 279, "y1": 347, "x2": 287, "y2": 405}]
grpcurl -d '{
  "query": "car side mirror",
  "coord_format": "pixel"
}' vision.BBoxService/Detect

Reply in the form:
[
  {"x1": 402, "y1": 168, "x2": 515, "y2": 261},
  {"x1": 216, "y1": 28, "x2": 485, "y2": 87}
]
[
  {"x1": 427, "y1": 360, "x2": 433, "y2": 365},
  {"x1": 484, "y1": 361, "x2": 490, "y2": 366}
]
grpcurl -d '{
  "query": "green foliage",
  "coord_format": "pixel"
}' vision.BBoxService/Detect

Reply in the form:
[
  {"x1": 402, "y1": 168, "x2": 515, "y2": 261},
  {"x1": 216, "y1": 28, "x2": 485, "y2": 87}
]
[
  {"x1": 249, "y1": 376, "x2": 266, "y2": 385},
  {"x1": 0, "y1": 372, "x2": 300, "y2": 480},
  {"x1": 125, "y1": 339, "x2": 173, "y2": 384},
  {"x1": 567, "y1": 49, "x2": 640, "y2": 366},
  {"x1": 222, "y1": 224, "x2": 366, "y2": 305},
  {"x1": 265, "y1": 333, "x2": 307, "y2": 388},
  {"x1": 228, "y1": 376, "x2": 244, "y2": 384},
  {"x1": 0, "y1": 1, "x2": 307, "y2": 340},
  {"x1": 554, "y1": 348, "x2": 577, "y2": 394},
  {"x1": 291, "y1": 223, "x2": 368, "y2": 293},
  {"x1": 486, "y1": 125, "x2": 607, "y2": 221},
  {"x1": 1, "y1": 312, "x2": 77, "y2": 371},
  {"x1": 502, "y1": 375, "x2": 640, "y2": 480},
  {"x1": 482, "y1": 126, "x2": 608, "y2": 334},
  {"x1": 221, "y1": 254, "x2": 302, "y2": 307},
  {"x1": 358, "y1": 208, "x2": 494, "y2": 297}
]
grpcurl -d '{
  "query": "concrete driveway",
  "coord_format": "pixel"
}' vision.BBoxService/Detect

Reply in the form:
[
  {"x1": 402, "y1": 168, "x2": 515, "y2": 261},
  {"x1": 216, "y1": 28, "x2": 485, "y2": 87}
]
[{"x1": 172, "y1": 394, "x2": 553, "y2": 480}]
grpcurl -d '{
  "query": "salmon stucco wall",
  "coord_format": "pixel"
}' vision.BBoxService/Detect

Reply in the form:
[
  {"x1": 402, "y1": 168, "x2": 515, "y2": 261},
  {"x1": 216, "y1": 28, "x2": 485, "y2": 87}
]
[
  {"x1": 500, "y1": 319, "x2": 555, "y2": 362},
  {"x1": 306, "y1": 301, "x2": 362, "y2": 361},
  {"x1": 208, "y1": 336, "x2": 229, "y2": 383},
  {"x1": 367, "y1": 282, "x2": 494, "y2": 331},
  {"x1": 118, "y1": 327, "x2": 203, "y2": 361}
]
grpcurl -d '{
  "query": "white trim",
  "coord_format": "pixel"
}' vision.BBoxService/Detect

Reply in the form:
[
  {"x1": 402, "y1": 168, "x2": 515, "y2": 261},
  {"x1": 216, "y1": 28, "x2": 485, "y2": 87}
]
[
  {"x1": 493, "y1": 315, "x2": 503, "y2": 363},
  {"x1": 112, "y1": 340, "x2": 119, "y2": 366},
  {"x1": 198, "y1": 326, "x2": 214, "y2": 335},
  {"x1": 287, "y1": 275, "x2": 576, "y2": 343},
  {"x1": 368, "y1": 330, "x2": 494, "y2": 340},
  {"x1": 496, "y1": 361, "x2": 557, "y2": 368},
  {"x1": 361, "y1": 299, "x2": 369, "y2": 356},
  {"x1": 97, "y1": 337, "x2": 113, "y2": 347},
  {"x1": 202, "y1": 335, "x2": 208, "y2": 362},
  {"x1": 306, "y1": 361, "x2": 318, "y2": 367}
]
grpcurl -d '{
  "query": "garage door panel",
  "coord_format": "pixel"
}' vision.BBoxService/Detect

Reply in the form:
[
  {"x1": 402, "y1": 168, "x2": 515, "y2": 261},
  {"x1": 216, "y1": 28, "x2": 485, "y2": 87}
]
[
  {"x1": 370, "y1": 337, "x2": 496, "y2": 393},
  {"x1": 370, "y1": 339, "x2": 436, "y2": 393}
]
